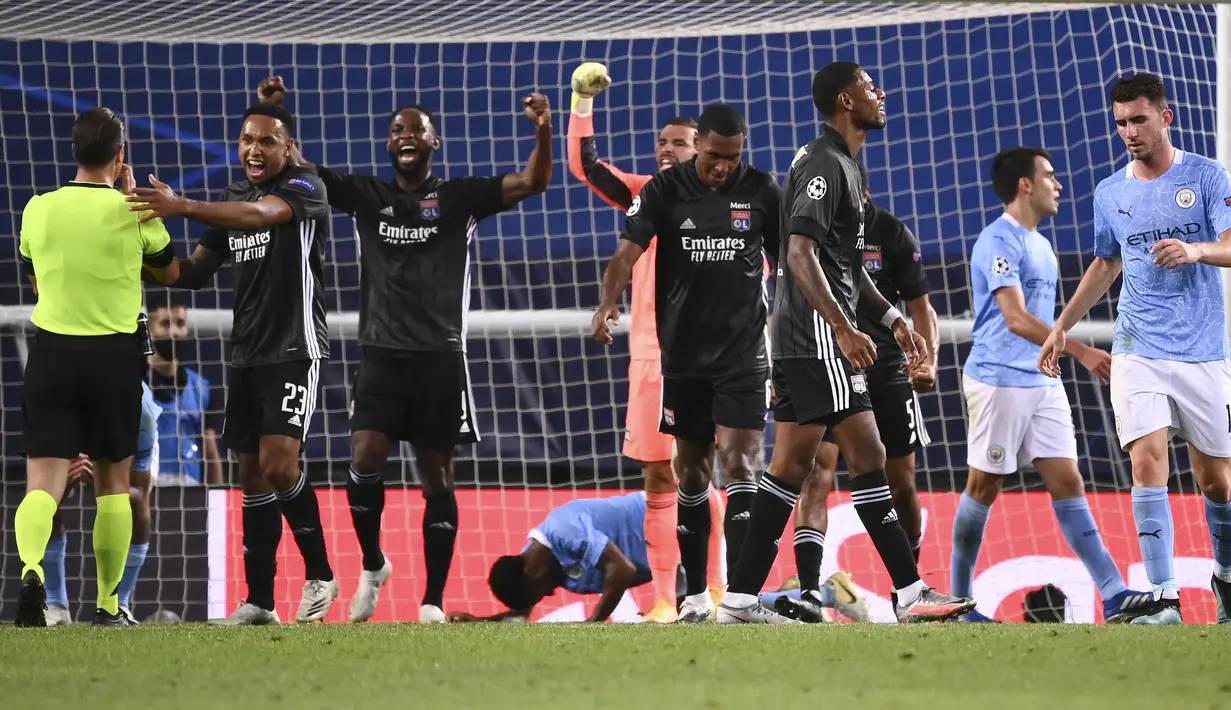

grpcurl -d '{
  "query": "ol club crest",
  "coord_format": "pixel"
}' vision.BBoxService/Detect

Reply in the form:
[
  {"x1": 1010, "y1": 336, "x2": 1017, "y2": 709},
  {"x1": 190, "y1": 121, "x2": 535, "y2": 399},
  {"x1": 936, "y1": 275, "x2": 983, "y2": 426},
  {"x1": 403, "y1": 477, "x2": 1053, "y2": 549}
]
[
  {"x1": 420, "y1": 199, "x2": 440, "y2": 220},
  {"x1": 731, "y1": 210, "x2": 751, "y2": 232}
]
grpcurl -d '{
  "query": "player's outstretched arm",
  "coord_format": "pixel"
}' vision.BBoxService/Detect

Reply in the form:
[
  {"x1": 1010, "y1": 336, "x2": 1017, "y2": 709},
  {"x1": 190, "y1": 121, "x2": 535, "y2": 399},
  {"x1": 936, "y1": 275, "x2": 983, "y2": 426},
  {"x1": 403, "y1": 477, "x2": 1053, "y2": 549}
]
[
  {"x1": 788, "y1": 234, "x2": 876, "y2": 369},
  {"x1": 567, "y1": 63, "x2": 651, "y2": 211},
  {"x1": 127, "y1": 174, "x2": 297, "y2": 231},
  {"x1": 499, "y1": 93, "x2": 553, "y2": 206},
  {"x1": 588, "y1": 541, "x2": 637, "y2": 622},
  {"x1": 996, "y1": 285, "x2": 1110, "y2": 383},
  {"x1": 1040, "y1": 256, "x2": 1122, "y2": 377}
]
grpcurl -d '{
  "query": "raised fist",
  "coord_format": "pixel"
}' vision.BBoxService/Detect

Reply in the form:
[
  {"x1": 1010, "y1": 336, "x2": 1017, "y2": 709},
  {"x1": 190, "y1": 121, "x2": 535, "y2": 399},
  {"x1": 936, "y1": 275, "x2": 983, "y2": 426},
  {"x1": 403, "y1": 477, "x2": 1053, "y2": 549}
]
[{"x1": 571, "y1": 62, "x2": 611, "y2": 98}]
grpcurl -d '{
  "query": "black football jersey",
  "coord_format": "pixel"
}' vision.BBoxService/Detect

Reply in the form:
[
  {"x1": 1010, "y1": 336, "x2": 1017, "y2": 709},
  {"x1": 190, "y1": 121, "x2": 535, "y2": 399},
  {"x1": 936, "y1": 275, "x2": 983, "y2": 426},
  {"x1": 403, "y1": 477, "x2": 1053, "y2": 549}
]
[
  {"x1": 856, "y1": 201, "x2": 929, "y2": 374},
  {"x1": 317, "y1": 167, "x2": 508, "y2": 352},
  {"x1": 772, "y1": 126, "x2": 866, "y2": 360},
  {"x1": 199, "y1": 166, "x2": 330, "y2": 368},
  {"x1": 620, "y1": 158, "x2": 781, "y2": 377}
]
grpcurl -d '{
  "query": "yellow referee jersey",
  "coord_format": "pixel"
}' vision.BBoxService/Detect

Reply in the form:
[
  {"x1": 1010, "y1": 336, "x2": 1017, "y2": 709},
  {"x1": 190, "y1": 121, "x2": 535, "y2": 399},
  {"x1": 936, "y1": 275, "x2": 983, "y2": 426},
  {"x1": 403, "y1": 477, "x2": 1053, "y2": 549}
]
[{"x1": 18, "y1": 181, "x2": 173, "y2": 336}]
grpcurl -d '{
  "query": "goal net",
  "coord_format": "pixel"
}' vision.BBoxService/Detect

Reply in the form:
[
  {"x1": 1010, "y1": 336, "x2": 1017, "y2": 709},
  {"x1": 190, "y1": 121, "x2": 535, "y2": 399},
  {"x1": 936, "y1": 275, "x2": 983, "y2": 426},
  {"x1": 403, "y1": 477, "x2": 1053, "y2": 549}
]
[{"x1": 0, "y1": 1, "x2": 1224, "y2": 624}]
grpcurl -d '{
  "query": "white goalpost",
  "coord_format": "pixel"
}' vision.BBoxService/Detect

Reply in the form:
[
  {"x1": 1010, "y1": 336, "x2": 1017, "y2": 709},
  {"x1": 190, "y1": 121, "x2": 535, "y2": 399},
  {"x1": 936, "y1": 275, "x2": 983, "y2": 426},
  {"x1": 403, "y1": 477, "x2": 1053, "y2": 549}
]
[{"x1": 0, "y1": 1, "x2": 1225, "y2": 624}]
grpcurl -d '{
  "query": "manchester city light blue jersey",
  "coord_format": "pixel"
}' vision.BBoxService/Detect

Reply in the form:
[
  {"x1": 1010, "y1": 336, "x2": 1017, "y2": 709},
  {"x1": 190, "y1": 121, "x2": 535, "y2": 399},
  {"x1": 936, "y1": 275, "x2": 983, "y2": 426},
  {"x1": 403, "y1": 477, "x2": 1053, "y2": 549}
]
[
  {"x1": 964, "y1": 213, "x2": 1061, "y2": 388},
  {"x1": 1093, "y1": 150, "x2": 1231, "y2": 362},
  {"x1": 527, "y1": 492, "x2": 650, "y2": 595},
  {"x1": 133, "y1": 381, "x2": 162, "y2": 474}
]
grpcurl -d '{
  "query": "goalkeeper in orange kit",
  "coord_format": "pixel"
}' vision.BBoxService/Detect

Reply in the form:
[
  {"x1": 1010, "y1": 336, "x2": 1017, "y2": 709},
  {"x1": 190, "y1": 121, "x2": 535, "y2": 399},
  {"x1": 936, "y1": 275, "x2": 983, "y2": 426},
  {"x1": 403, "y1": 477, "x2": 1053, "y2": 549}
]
[{"x1": 568, "y1": 62, "x2": 726, "y2": 623}]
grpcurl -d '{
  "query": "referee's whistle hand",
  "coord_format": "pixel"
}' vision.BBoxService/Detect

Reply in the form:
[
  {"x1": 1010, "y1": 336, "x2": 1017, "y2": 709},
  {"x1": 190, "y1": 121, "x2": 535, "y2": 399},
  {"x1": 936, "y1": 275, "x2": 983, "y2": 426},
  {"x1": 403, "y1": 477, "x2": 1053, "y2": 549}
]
[
  {"x1": 127, "y1": 175, "x2": 183, "y2": 223},
  {"x1": 119, "y1": 163, "x2": 136, "y2": 195},
  {"x1": 591, "y1": 306, "x2": 619, "y2": 345}
]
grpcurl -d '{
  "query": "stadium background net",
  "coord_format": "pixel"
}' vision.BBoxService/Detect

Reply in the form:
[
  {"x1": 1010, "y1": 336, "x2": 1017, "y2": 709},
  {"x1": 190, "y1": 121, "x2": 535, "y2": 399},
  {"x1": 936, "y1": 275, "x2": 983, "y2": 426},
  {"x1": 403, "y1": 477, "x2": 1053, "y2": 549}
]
[{"x1": 0, "y1": 1, "x2": 1226, "y2": 624}]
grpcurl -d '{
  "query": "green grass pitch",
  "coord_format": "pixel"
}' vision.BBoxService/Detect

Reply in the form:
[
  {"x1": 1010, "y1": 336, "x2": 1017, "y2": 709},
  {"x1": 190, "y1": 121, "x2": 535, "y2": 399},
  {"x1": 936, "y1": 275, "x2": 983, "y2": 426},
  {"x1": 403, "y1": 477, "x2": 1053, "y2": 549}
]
[{"x1": 2, "y1": 623, "x2": 1228, "y2": 709}]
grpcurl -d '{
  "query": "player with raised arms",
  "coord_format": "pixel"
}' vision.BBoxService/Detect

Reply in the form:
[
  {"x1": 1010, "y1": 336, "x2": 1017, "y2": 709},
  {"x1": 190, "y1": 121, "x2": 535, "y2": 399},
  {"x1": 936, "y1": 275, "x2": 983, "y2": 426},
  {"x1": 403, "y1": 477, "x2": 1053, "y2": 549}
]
[
  {"x1": 128, "y1": 103, "x2": 339, "y2": 625},
  {"x1": 1041, "y1": 72, "x2": 1231, "y2": 624},
  {"x1": 774, "y1": 160, "x2": 932, "y2": 624},
  {"x1": 568, "y1": 62, "x2": 726, "y2": 623},
  {"x1": 257, "y1": 77, "x2": 553, "y2": 623},
  {"x1": 719, "y1": 62, "x2": 973, "y2": 623},
  {"x1": 593, "y1": 103, "x2": 781, "y2": 624},
  {"x1": 952, "y1": 146, "x2": 1156, "y2": 623}
]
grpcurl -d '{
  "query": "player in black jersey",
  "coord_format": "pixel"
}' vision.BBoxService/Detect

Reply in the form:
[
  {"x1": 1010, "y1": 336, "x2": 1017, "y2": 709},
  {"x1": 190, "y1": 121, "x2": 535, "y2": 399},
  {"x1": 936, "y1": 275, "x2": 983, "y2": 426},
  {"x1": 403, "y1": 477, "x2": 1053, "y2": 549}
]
[
  {"x1": 128, "y1": 103, "x2": 338, "y2": 625},
  {"x1": 717, "y1": 62, "x2": 974, "y2": 624},
  {"x1": 775, "y1": 160, "x2": 940, "y2": 623},
  {"x1": 593, "y1": 104, "x2": 781, "y2": 623},
  {"x1": 256, "y1": 77, "x2": 553, "y2": 623}
]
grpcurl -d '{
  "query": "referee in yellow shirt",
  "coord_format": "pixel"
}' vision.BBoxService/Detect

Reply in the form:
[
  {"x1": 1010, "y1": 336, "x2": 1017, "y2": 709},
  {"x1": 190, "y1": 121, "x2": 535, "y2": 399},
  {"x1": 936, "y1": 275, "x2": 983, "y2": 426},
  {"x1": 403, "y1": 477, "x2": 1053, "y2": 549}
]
[{"x1": 14, "y1": 107, "x2": 181, "y2": 627}]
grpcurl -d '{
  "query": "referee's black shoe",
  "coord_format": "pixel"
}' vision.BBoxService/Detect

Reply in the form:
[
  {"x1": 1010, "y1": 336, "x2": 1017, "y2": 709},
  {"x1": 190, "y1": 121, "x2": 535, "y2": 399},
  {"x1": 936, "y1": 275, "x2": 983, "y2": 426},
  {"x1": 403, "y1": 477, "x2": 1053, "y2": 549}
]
[
  {"x1": 15, "y1": 571, "x2": 47, "y2": 627},
  {"x1": 92, "y1": 608, "x2": 134, "y2": 627}
]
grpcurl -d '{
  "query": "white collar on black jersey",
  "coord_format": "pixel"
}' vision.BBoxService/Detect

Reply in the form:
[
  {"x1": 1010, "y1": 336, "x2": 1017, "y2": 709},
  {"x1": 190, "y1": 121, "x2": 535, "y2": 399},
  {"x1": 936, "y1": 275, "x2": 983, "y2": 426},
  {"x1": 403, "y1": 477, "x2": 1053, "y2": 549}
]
[{"x1": 1124, "y1": 149, "x2": 1185, "y2": 179}]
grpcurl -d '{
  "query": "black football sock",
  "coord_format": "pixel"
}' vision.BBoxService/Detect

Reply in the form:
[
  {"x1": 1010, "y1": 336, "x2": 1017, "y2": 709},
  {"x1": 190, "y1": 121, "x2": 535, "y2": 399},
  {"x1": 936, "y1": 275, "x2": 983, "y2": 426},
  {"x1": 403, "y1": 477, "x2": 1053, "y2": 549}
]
[
  {"x1": 676, "y1": 485, "x2": 712, "y2": 597},
  {"x1": 422, "y1": 489, "x2": 459, "y2": 609},
  {"x1": 794, "y1": 526, "x2": 826, "y2": 593},
  {"x1": 728, "y1": 473, "x2": 800, "y2": 595},
  {"x1": 909, "y1": 535, "x2": 923, "y2": 565},
  {"x1": 242, "y1": 492, "x2": 282, "y2": 611},
  {"x1": 276, "y1": 473, "x2": 334, "y2": 582},
  {"x1": 348, "y1": 467, "x2": 387, "y2": 572},
  {"x1": 723, "y1": 479, "x2": 756, "y2": 576},
  {"x1": 850, "y1": 470, "x2": 920, "y2": 589}
]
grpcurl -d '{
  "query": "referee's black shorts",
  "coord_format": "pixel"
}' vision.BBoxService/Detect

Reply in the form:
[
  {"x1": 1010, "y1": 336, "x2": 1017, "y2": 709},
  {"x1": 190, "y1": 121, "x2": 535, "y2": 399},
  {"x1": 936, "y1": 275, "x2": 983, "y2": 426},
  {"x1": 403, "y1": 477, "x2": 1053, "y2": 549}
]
[
  {"x1": 349, "y1": 347, "x2": 479, "y2": 448},
  {"x1": 21, "y1": 328, "x2": 145, "y2": 461}
]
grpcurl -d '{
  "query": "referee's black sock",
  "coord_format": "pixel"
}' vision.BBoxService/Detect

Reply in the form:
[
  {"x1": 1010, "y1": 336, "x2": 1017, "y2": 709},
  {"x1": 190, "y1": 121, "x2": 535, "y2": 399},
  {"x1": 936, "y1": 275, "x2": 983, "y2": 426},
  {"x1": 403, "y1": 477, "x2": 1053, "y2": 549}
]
[
  {"x1": 729, "y1": 473, "x2": 799, "y2": 596},
  {"x1": 723, "y1": 479, "x2": 757, "y2": 576},
  {"x1": 676, "y1": 484, "x2": 711, "y2": 597},
  {"x1": 850, "y1": 470, "x2": 920, "y2": 589},
  {"x1": 347, "y1": 467, "x2": 387, "y2": 572},
  {"x1": 421, "y1": 489, "x2": 459, "y2": 609},
  {"x1": 276, "y1": 473, "x2": 334, "y2": 582},
  {"x1": 242, "y1": 492, "x2": 282, "y2": 612}
]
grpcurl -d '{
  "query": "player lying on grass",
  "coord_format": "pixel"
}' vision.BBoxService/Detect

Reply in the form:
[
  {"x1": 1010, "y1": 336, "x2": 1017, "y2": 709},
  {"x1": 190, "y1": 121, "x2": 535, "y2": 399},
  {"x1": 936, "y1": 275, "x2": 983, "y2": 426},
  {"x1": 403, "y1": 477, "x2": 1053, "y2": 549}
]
[
  {"x1": 44, "y1": 381, "x2": 162, "y2": 626},
  {"x1": 569, "y1": 61, "x2": 726, "y2": 624},
  {"x1": 446, "y1": 491, "x2": 867, "y2": 623}
]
